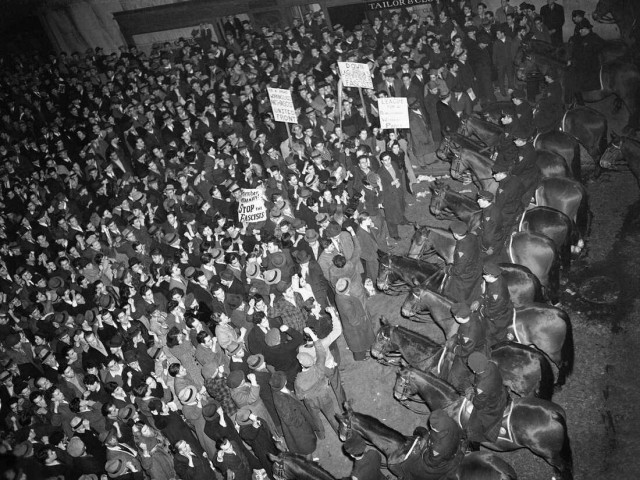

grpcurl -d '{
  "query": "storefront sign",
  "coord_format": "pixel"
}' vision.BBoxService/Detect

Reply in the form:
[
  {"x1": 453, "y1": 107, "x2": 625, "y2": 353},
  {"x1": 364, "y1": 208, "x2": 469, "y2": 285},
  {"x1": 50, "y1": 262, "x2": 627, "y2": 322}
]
[{"x1": 367, "y1": 0, "x2": 432, "y2": 11}]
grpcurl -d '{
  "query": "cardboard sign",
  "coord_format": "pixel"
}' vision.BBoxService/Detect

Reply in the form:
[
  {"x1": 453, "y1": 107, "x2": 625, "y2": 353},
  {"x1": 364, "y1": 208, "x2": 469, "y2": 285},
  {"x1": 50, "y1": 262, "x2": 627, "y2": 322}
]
[
  {"x1": 377, "y1": 97, "x2": 410, "y2": 129},
  {"x1": 238, "y1": 189, "x2": 267, "y2": 223},
  {"x1": 338, "y1": 62, "x2": 374, "y2": 89},
  {"x1": 267, "y1": 87, "x2": 297, "y2": 123}
]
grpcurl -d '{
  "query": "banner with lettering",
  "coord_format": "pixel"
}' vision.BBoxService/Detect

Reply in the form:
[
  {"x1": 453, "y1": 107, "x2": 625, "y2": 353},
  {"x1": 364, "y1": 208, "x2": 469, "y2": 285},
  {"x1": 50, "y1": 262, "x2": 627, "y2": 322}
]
[
  {"x1": 267, "y1": 87, "x2": 297, "y2": 123},
  {"x1": 377, "y1": 97, "x2": 410, "y2": 129},
  {"x1": 338, "y1": 62, "x2": 374, "y2": 89},
  {"x1": 238, "y1": 189, "x2": 267, "y2": 223}
]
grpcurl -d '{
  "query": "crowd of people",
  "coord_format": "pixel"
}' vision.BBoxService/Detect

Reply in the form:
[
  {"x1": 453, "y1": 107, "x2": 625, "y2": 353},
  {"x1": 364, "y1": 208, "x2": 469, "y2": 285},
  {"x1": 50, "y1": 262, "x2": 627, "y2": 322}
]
[{"x1": 0, "y1": 1, "x2": 602, "y2": 479}]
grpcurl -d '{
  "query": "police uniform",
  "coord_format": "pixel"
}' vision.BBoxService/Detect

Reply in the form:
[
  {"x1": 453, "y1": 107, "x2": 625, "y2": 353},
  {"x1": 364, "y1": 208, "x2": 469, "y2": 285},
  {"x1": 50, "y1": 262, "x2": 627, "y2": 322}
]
[
  {"x1": 480, "y1": 267, "x2": 513, "y2": 346},
  {"x1": 478, "y1": 191, "x2": 506, "y2": 261},
  {"x1": 448, "y1": 303, "x2": 488, "y2": 392},
  {"x1": 493, "y1": 166, "x2": 525, "y2": 234},
  {"x1": 511, "y1": 130, "x2": 541, "y2": 208},
  {"x1": 421, "y1": 410, "x2": 464, "y2": 480},
  {"x1": 447, "y1": 223, "x2": 483, "y2": 304},
  {"x1": 467, "y1": 353, "x2": 509, "y2": 444}
]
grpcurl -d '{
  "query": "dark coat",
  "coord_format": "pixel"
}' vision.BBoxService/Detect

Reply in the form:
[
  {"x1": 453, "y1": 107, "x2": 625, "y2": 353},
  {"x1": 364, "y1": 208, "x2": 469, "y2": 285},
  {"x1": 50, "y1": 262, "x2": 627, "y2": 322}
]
[
  {"x1": 334, "y1": 291, "x2": 375, "y2": 354},
  {"x1": 495, "y1": 175, "x2": 525, "y2": 230},
  {"x1": 377, "y1": 163, "x2": 405, "y2": 225},
  {"x1": 468, "y1": 361, "x2": 509, "y2": 442},
  {"x1": 271, "y1": 389, "x2": 318, "y2": 455},
  {"x1": 262, "y1": 329, "x2": 304, "y2": 388},
  {"x1": 447, "y1": 234, "x2": 483, "y2": 304},
  {"x1": 481, "y1": 277, "x2": 513, "y2": 345},
  {"x1": 571, "y1": 31, "x2": 605, "y2": 91},
  {"x1": 512, "y1": 142, "x2": 541, "y2": 200},
  {"x1": 238, "y1": 419, "x2": 279, "y2": 475},
  {"x1": 479, "y1": 203, "x2": 505, "y2": 256},
  {"x1": 436, "y1": 101, "x2": 461, "y2": 137},
  {"x1": 351, "y1": 450, "x2": 386, "y2": 480},
  {"x1": 173, "y1": 452, "x2": 216, "y2": 480}
]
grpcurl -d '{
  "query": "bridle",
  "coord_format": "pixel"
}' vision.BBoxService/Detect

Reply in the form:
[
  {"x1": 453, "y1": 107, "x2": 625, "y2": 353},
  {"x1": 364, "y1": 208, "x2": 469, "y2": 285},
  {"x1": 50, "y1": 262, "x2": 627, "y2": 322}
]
[
  {"x1": 373, "y1": 325, "x2": 404, "y2": 366},
  {"x1": 410, "y1": 228, "x2": 438, "y2": 260},
  {"x1": 600, "y1": 136, "x2": 627, "y2": 169},
  {"x1": 272, "y1": 460, "x2": 286, "y2": 480},
  {"x1": 394, "y1": 370, "x2": 430, "y2": 415},
  {"x1": 377, "y1": 259, "x2": 411, "y2": 295}
]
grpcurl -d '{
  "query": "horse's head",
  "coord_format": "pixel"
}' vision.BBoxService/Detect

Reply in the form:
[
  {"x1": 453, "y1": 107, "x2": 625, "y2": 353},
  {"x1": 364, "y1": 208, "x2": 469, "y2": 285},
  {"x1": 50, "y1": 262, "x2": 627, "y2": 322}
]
[
  {"x1": 370, "y1": 320, "x2": 397, "y2": 359},
  {"x1": 448, "y1": 144, "x2": 466, "y2": 181},
  {"x1": 457, "y1": 117, "x2": 469, "y2": 137},
  {"x1": 600, "y1": 131, "x2": 624, "y2": 169},
  {"x1": 376, "y1": 254, "x2": 393, "y2": 291},
  {"x1": 408, "y1": 226, "x2": 433, "y2": 259},
  {"x1": 269, "y1": 453, "x2": 288, "y2": 480},
  {"x1": 336, "y1": 404, "x2": 354, "y2": 441},
  {"x1": 429, "y1": 181, "x2": 450, "y2": 218},
  {"x1": 401, "y1": 284, "x2": 427, "y2": 317},
  {"x1": 593, "y1": 0, "x2": 617, "y2": 23},
  {"x1": 394, "y1": 367, "x2": 418, "y2": 401},
  {"x1": 436, "y1": 136, "x2": 454, "y2": 162}
]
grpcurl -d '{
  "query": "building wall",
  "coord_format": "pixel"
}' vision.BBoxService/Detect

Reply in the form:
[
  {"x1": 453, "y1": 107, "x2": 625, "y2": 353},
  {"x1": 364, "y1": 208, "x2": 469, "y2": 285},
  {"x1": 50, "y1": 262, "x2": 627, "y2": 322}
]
[{"x1": 37, "y1": 0, "x2": 622, "y2": 55}]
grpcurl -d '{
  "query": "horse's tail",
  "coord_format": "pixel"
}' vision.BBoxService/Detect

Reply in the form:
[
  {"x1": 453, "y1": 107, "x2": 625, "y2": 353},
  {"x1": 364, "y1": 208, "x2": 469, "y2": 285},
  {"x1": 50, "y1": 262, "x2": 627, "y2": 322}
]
[
  {"x1": 530, "y1": 269, "x2": 545, "y2": 303},
  {"x1": 556, "y1": 309, "x2": 575, "y2": 386},
  {"x1": 534, "y1": 349, "x2": 556, "y2": 401},
  {"x1": 553, "y1": 410, "x2": 574, "y2": 480},
  {"x1": 571, "y1": 141, "x2": 582, "y2": 181},
  {"x1": 544, "y1": 247, "x2": 562, "y2": 305},
  {"x1": 575, "y1": 186, "x2": 591, "y2": 248}
]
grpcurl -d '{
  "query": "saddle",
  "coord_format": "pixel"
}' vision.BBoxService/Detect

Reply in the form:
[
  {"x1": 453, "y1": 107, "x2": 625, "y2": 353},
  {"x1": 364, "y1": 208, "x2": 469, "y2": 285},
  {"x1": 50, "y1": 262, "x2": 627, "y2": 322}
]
[{"x1": 457, "y1": 396, "x2": 516, "y2": 444}]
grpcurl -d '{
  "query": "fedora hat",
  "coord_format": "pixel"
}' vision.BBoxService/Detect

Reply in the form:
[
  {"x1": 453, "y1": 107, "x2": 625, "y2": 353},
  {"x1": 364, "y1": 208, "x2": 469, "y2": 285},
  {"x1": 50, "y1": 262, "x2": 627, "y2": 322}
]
[
  {"x1": 292, "y1": 249, "x2": 310, "y2": 264},
  {"x1": 263, "y1": 269, "x2": 282, "y2": 285}
]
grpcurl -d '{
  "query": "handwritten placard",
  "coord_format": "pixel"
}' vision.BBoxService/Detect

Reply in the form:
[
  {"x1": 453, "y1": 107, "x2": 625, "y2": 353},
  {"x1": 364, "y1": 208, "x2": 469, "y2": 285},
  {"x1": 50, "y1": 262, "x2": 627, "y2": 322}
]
[
  {"x1": 338, "y1": 62, "x2": 374, "y2": 89},
  {"x1": 267, "y1": 87, "x2": 297, "y2": 124},
  {"x1": 378, "y1": 97, "x2": 410, "y2": 129},
  {"x1": 238, "y1": 189, "x2": 267, "y2": 223}
]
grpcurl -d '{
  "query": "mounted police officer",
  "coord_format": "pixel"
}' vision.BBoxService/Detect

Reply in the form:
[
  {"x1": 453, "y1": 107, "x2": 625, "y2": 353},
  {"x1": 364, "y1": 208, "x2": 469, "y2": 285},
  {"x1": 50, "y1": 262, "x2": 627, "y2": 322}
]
[
  {"x1": 491, "y1": 159, "x2": 525, "y2": 235},
  {"x1": 445, "y1": 221, "x2": 483, "y2": 304},
  {"x1": 447, "y1": 302, "x2": 488, "y2": 391},
  {"x1": 479, "y1": 262, "x2": 513, "y2": 346},
  {"x1": 510, "y1": 123, "x2": 541, "y2": 209},
  {"x1": 465, "y1": 352, "x2": 509, "y2": 449},
  {"x1": 534, "y1": 69, "x2": 564, "y2": 132},
  {"x1": 477, "y1": 190, "x2": 505, "y2": 261}
]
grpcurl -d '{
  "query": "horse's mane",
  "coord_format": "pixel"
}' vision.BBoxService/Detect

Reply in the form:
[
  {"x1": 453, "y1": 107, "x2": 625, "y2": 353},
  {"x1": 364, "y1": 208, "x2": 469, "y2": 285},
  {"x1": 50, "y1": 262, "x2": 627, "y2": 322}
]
[
  {"x1": 280, "y1": 453, "x2": 337, "y2": 480},
  {"x1": 350, "y1": 411, "x2": 407, "y2": 443},
  {"x1": 394, "y1": 324, "x2": 441, "y2": 349},
  {"x1": 446, "y1": 133, "x2": 485, "y2": 151},
  {"x1": 404, "y1": 366, "x2": 459, "y2": 397},
  {"x1": 414, "y1": 282, "x2": 456, "y2": 306},
  {"x1": 466, "y1": 115, "x2": 504, "y2": 134},
  {"x1": 390, "y1": 254, "x2": 440, "y2": 273},
  {"x1": 442, "y1": 185, "x2": 482, "y2": 209},
  {"x1": 421, "y1": 225, "x2": 454, "y2": 238}
]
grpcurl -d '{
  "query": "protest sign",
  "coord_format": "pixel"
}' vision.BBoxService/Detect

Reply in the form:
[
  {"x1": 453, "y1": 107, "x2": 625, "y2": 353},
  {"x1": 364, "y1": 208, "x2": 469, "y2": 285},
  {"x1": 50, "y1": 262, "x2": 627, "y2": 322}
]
[
  {"x1": 267, "y1": 87, "x2": 297, "y2": 123},
  {"x1": 338, "y1": 62, "x2": 374, "y2": 89},
  {"x1": 377, "y1": 97, "x2": 410, "y2": 129},
  {"x1": 238, "y1": 189, "x2": 267, "y2": 223}
]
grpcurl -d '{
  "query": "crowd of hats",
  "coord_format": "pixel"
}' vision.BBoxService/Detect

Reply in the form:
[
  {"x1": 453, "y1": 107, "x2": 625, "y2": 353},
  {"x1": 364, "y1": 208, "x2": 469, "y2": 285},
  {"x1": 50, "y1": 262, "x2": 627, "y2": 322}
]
[{"x1": 0, "y1": 2, "x2": 577, "y2": 478}]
